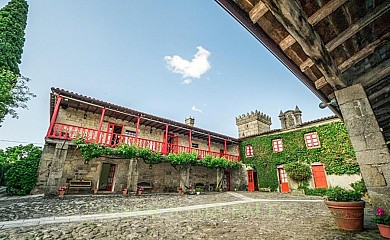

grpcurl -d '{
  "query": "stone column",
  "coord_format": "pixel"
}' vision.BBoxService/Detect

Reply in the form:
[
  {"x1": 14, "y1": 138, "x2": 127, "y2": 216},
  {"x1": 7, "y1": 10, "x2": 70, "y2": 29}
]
[
  {"x1": 216, "y1": 168, "x2": 224, "y2": 189},
  {"x1": 127, "y1": 159, "x2": 139, "y2": 192},
  {"x1": 45, "y1": 142, "x2": 69, "y2": 196},
  {"x1": 179, "y1": 166, "x2": 190, "y2": 191},
  {"x1": 335, "y1": 84, "x2": 390, "y2": 211}
]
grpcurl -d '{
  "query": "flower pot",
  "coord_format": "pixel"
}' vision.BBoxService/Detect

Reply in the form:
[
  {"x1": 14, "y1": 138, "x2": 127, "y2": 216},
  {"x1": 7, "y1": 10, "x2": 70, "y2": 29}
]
[
  {"x1": 325, "y1": 200, "x2": 365, "y2": 232},
  {"x1": 377, "y1": 224, "x2": 390, "y2": 239},
  {"x1": 122, "y1": 188, "x2": 128, "y2": 196},
  {"x1": 93, "y1": 189, "x2": 98, "y2": 194},
  {"x1": 59, "y1": 190, "x2": 65, "y2": 198},
  {"x1": 196, "y1": 192, "x2": 200, "y2": 195}
]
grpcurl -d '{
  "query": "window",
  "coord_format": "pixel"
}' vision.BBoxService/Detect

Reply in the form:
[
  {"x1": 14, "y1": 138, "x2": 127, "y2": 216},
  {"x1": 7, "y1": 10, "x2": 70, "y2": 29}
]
[
  {"x1": 192, "y1": 143, "x2": 199, "y2": 148},
  {"x1": 272, "y1": 139, "x2": 284, "y2": 152},
  {"x1": 125, "y1": 130, "x2": 136, "y2": 137},
  {"x1": 304, "y1": 132, "x2": 321, "y2": 149},
  {"x1": 245, "y1": 145, "x2": 254, "y2": 157}
]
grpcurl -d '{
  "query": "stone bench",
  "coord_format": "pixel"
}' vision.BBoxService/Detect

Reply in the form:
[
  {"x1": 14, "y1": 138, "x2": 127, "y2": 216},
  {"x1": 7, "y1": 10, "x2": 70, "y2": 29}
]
[
  {"x1": 68, "y1": 180, "x2": 92, "y2": 192},
  {"x1": 137, "y1": 182, "x2": 153, "y2": 193}
]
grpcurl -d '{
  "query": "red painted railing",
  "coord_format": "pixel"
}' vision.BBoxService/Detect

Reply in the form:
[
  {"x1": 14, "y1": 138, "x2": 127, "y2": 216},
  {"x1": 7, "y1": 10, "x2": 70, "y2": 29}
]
[{"x1": 48, "y1": 122, "x2": 240, "y2": 161}]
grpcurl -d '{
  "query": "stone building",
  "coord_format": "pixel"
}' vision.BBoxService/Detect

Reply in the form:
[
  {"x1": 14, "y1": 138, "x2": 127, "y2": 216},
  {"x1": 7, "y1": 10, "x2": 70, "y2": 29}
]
[
  {"x1": 34, "y1": 88, "x2": 246, "y2": 195},
  {"x1": 237, "y1": 107, "x2": 361, "y2": 193}
]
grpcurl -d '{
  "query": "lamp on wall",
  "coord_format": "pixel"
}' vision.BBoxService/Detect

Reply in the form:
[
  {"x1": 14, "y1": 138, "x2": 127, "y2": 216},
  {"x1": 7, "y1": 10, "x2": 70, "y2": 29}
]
[
  {"x1": 84, "y1": 112, "x2": 87, "y2": 119},
  {"x1": 319, "y1": 98, "x2": 338, "y2": 109}
]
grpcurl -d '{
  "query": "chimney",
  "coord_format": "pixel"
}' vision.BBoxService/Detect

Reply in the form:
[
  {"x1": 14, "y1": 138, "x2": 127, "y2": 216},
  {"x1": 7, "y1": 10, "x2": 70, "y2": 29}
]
[{"x1": 185, "y1": 117, "x2": 195, "y2": 127}]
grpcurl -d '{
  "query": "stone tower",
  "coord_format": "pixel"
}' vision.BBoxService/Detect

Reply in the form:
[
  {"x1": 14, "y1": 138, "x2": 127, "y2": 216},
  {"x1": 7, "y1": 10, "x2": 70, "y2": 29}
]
[
  {"x1": 236, "y1": 110, "x2": 271, "y2": 138},
  {"x1": 279, "y1": 106, "x2": 302, "y2": 130}
]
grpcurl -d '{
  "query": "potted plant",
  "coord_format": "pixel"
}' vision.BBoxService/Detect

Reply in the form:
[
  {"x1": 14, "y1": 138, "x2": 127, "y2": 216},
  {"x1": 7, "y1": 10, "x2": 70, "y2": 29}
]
[
  {"x1": 122, "y1": 188, "x2": 128, "y2": 196},
  {"x1": 372, "y1": 208, "x2": 390, "y2": 238},
  {"x1": 195, "y1": 187, "x2": 203, "y2": 195},
  {"x1": 137, "y1": 186, "x2": 144, "y2": 196},
  {"x1": 324, "y1": 186, "x2": 365, "y2": 232},
  {"x1": 178, "y1": 187, "x2": 184, "y2": 196}
]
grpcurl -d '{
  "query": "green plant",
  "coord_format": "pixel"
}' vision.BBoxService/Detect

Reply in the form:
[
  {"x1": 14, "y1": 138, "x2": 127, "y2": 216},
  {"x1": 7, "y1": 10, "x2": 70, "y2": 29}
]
[
  {"x1": 350, "y1": 179, "x2": 367, "y2": 195},
  {"x1": 304, "y1": 188, "x2": 328, "y2": 196},
  {"x1": 195, "y1": 187, "x2": 203, "y2": 192},
  {"x1": 325, "y1": 186, "x2": 362, "y2": 202},
  {"x1": 284, "y1": 162, "x2": 311, "y2": 182},
  {"x1": 4, "y1": 144, "x2": 42, "y2": 195},
  {"x1": 372, "y1": 208, "x2": 390, "y2": 225}
]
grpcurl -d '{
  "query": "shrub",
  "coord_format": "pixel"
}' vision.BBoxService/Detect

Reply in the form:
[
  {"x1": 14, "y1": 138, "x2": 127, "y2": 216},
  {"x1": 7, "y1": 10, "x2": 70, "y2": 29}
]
[
  {"x1": 325, "y1": 186, "x2": 362, "y2": 202},
  {"x1": 4, "y1": 145, "x2": 42, "y2": 195},
  {"x1": 350, "y1": 179, "x2": 367, "y2": 195},
  {"x1": 284, "y1": 162, "x2": 311, "y2": 182},
  {"x1": 304, "y1": 188, "x2": 328, "y2": 196}
]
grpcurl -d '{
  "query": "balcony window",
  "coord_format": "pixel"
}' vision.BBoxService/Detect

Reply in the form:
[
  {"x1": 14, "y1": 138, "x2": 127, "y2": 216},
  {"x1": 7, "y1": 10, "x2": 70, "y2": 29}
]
[
  {"x1": 272, "y1": 139, "x2": 284, "y2": 152},
  {"x1": 304, "y1": 132, "x2": 321, "y2": 149},
  {"x1": 245, "y1": 145, "x2": 254, "y2": 157}
]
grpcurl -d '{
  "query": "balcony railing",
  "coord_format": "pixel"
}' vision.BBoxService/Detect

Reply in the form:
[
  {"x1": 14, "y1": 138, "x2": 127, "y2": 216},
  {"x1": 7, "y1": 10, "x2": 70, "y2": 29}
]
[{"x1": 48, "y1": 122, "x2": 240, "y2": 162}]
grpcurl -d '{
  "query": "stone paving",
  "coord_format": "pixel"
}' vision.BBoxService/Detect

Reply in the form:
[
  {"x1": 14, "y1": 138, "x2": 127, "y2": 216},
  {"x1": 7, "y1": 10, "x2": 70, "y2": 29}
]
[{"x1": 0, "y1": 192, "x2": 382, "y2": 239}]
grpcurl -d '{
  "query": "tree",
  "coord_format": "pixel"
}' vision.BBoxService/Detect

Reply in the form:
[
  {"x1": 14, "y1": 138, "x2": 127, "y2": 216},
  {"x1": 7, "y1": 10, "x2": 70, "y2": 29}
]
[{"x1": 0, "y1": 0, "x2": 33, "y2": 126}]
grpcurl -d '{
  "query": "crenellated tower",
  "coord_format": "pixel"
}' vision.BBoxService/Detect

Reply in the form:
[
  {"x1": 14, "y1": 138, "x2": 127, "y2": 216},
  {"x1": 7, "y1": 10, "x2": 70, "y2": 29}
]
[{"x1": 235, "y1": 110, "x2": 271, "y2": 138}]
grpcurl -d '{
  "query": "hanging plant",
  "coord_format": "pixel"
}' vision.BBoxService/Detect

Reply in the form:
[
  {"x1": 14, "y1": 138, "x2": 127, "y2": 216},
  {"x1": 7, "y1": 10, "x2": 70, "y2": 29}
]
[{"x1": 284, "y1": 161, "x2": 311, "y2": 182}]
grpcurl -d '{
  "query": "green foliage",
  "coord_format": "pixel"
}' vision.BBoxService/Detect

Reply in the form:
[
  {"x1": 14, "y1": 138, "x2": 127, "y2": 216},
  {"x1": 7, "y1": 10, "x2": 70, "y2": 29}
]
[
  {"x1": 0, "y1": 1, "x2": 34, "y2": 125},
  {"x1": 304, "y1": 188, "x2": 328, "y2": 196},
  {"x1": 350, "y1": 179, "x2": 367, "y2": 195},
  {"x1": 372, "y1": 208, "x2": 390, "y2": 225},
  {"x1": 2, "y1": 144, "x2": 42, "y2": 195},
  {"x1": 325, "y1": 186, "x2": 362, "y2": 202},
  {"x1": 240, "y1": 121, "x2": 359, "y2": 190},
  {"x1": 0, "y1": 0, "x2": 28, "y2": 74},
  {"x1": 73, "y1": 138, "x2": 241, "y2": 170},
  {"x1": 284, "y1": 162, "x2": 311, "y2": 182}
]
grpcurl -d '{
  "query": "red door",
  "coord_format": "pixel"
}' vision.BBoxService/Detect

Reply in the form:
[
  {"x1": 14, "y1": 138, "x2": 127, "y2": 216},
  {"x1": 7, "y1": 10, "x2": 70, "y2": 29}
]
[
  {"x1": 224, "y1": 171, "x2": 231, "y2": 191},
  {"x1": 106, "y1": 164, "x2": 116, "y2": 191},
  {"x1": 247, "y1": 170, "x2": 255, "y2": 192},
  {"x1": 312, "y1": 165, "x2": 328, "y2": 188},
  {"x1": 278, "y1": 168, "x2": 289, "y2": 193},
  {"x1": 167, "y1": 134, "x2": 179, "y2": 153},
  {"x1": 106, "y1": 123, "x2": 123, "y2": 146}
]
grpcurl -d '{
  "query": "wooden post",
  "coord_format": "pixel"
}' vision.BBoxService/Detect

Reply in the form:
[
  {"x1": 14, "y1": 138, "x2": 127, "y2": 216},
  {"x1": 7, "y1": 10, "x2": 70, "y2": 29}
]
[
  {"x1": 208, "y1": 135, "x2": 211, "y2": 153},
  {"x1": 135, "y1": 116, "x2": 141, "y2": 139},
  {"x1": 224, "y1": 140, "x2": 227, "y2": 155},
  {"x1": 46, "y1": 95, "x2": 63, "y2": 137},
  {"x1": 188, "y1": 130, "x2": 192, "y2": 153},
  {"x1": 163, "y1": 124, "x2": 169, "y2": 154},
  {"x1": 96, "y1": 107, "x2": 106, "y2": 143}
]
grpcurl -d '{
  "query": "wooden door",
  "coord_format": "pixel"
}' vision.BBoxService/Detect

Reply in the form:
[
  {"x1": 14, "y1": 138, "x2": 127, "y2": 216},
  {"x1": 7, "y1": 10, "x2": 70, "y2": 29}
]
[
  {"x1": 224, "y1": 171, "x2": 231, "y2": 191},
  {"x1": 106, "y1": 124, "x2": 123, "y2": 146},
  {"x1": 278, "y1": 168, "x2": 289, "y2": 193},
  {"x1": 312, "y1": 165, "x2": 328, "y2": 188},
  {"x1": 247, "y1": 170, "x2": 255, "y2": 192},
  {"x1": 167, "y1": 134, "x2": 179, "y2": 153},
  {"x1": 106, "y1": 164, "x2": 116, "y2": 191}
]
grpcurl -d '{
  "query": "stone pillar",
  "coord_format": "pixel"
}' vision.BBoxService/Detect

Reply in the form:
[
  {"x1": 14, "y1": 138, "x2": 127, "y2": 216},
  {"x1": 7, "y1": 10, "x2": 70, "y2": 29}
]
[
  {"x1": 216, "y1": 168, "x2": 224, "y2": 189},
  {"x1": 179, "y1": 166, "x2": 190, "y2": 191},
  {"x1": 127, "y1": 159, "x2": 139, "y2": 192},
  {"x1": 45, "y1": 142, "x2": 69, "y2": 196},
  {"x1": 335, "y1": 84, "x2": 390, "y2": 211}
]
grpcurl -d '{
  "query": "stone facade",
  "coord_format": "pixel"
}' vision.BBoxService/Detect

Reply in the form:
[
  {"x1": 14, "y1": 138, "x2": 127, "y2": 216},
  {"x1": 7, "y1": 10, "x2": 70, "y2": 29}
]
[
  {"x1": 235, "y1": 110, "x2": 271, "y2": 138},
  {"x1": 278, "y1": 106, "x2": 302, "y2": 130}
]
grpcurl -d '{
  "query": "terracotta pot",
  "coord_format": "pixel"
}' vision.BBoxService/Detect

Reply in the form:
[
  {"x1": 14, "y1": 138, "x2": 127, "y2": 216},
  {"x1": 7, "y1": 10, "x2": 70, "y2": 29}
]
[
  {"x1": 93, "y1": 189, "x2": 98, "y2": 194},
  {"x1": 377, "y1": 224, "x2": 390, "y2": 239},
  {"x1": 122, "y1": 189, "x2": 128, "y2": 196},
  {"x1": 325, "y1": 200, "x2": 365, "y2": 232},
  {"x1": 59, "y1": 190, "x2": 65, "y2": 198}
]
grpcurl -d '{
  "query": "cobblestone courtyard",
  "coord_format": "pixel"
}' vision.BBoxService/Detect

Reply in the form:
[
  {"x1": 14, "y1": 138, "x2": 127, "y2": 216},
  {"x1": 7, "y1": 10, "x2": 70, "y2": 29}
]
[{"x1": 0, "y1": 192, "x2": 382, "y2": 239}]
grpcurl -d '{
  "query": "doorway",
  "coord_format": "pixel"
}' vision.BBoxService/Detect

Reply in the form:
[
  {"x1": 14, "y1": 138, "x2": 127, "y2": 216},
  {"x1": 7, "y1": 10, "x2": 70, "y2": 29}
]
[
  {"x1": 312, "y1": 164, "x2": 328, "y2": 188},
  {"x1": 278, "y1": 167, "x2": 289, "y2": 193},
  {"x1": 167, "y1": 134, "x2": 179, "y2": 153},
  {"x1": 247, "y1": 170, "x2": 259, "y2": 191},
  {"x1": 107, "y1": 123, "x2": 123, "y2": 146},
  {"x1": 99, "y1": 163, "x2": 116, "y2": 191}
]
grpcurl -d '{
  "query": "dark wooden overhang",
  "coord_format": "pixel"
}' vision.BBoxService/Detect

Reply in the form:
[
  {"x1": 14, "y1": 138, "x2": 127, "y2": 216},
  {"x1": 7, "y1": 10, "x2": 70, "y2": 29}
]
[
  {"x1": 50, "y1": 88, "x2": 239, "y2": 145},
  {"x1": 215, "y1": 0, "x2": 390, "y2": 142}
]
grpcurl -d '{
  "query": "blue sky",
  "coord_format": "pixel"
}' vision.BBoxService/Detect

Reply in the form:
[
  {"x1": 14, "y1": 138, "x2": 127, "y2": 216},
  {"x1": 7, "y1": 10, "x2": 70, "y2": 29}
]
[{"x1": 0, "y1": 0, "x2": 332, "y2": 149}]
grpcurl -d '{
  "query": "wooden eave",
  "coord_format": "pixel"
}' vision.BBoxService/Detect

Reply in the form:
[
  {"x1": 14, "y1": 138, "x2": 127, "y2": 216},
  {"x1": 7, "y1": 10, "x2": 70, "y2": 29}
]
[{"x1": 215, "y1": 0, "x2": 390, "y2": 142}]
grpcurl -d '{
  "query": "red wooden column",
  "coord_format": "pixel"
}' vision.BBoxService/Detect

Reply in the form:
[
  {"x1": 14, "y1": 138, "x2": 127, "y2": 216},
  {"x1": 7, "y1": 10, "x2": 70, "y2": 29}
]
[
  {"x1": 238, "y1": 145, "x2": 241, "y2": 162},
  {"x1": 188, "y1": 130, "x2": 192, "y2": 153},
  {"x1": 208, "y1": 135, "x2": 211, "y2": 153},
  {"x1": 224, "y1": 140, "x2": 227, "y2": 156},
  {"x1": 46, "y1": 95, "x2": 63, "y2": 137},
  {"x1": 96, "y1": 107, "x2": 106, "y2": 143},
  {"x1": 135, "y1": 116, "x2": 141, "y2": 139},
  {"x1": 162, "y1": 124, "x2": 169, "y2": 154}
]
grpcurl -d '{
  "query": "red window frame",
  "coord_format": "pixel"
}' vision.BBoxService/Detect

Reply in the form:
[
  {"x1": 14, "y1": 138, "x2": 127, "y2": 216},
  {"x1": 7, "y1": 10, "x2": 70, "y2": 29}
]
[
  {"x1": 245, "y1": 145, "x2": 254, "y2": 157},
  {"x1": 272, "y1": 139, "x2": 284, "y2": 152},
  {"x1": 304, "y1": 132, "x2": 321, "y2": 149}
]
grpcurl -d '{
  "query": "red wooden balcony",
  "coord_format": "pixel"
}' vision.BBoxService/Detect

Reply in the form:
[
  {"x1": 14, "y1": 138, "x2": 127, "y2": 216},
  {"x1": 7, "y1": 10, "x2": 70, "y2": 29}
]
[{"x1": 48, "y1": 122, "x2": 240, "y2": 162}]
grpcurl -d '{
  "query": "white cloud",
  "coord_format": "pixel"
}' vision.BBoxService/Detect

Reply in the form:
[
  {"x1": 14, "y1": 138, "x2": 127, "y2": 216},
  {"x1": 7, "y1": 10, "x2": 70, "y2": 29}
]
[
  {"x1": 164, "y1": 46, "x2": 211, "y2": 79},
  {"x1": 191, "y1": 105, "x2": 202, "y2": 113},
  {"x1": 181, "y1": 79, "x2": 192, "y2": 84}
]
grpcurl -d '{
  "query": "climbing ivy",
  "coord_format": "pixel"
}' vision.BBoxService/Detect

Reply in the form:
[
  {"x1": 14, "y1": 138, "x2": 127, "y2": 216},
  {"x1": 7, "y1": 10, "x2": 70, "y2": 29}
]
[
  {"x1": 240, "y1": 121, "x2": 359, "y2": 191},
  {"x1": 73, "y1": 137, "x2": 241, "y2": 169},
  {"x1": 284, "y1": 162, "x2": 311, "y2": 182}
]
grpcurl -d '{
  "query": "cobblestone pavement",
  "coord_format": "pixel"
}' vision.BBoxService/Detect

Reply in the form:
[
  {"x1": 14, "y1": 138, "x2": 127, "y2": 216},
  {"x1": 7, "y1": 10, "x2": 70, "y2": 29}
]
[{"x1": 0, "y1": 192, "x2": 382, "y2": 240}]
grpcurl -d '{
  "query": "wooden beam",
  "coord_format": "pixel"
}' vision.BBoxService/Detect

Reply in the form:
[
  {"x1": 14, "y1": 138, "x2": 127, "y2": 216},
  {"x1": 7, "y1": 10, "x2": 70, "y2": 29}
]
[
  {"x1": 249, "y1": 1, "x2": 268, "y2": 23},
  {"x1": 279, "y1": 0, "x2": 347, "y2": 50},
  {"x1": 369, "y1": 86, "x2": 390, "y2": 101},
  {"x1": 326, "y1": 1, "x2": 390, "y2": 52},
  {"x1": 314, "y1": 77, "x2": 328, "y2": 90},
  {"x1": 338, "y1": 33, "x2": 390, "y2": 73},
  {"x1": 353, "y1": 58, "x2": 390, "y2": 87},
  {"x1": 262, "y1": 0, "x2": 346, "y2": 89}
]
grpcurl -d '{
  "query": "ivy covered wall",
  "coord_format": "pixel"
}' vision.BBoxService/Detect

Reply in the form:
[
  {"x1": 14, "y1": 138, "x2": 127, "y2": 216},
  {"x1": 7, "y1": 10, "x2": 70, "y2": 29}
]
[{"x1": 239, "y1": 120, "x2": 359, "y2": 191}]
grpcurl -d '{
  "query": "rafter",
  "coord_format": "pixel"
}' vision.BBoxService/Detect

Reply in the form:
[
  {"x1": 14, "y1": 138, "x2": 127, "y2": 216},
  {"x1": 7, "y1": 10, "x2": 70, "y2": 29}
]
[
  {"x1": 353, "y1": 58, "x2": 390, "y2": 87},
  {"x1": 314, "y1": 77, "x2": 328, "y2": 90},
  {"x1": 279, "y1": 0, "x2": 348, "y2": 50},
  {"x1": 261, "y1": 0, "x2": 346, "y2": 89},
  {"x1": 249, "y1": 1, "x2": 268, "y2": 23}
]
